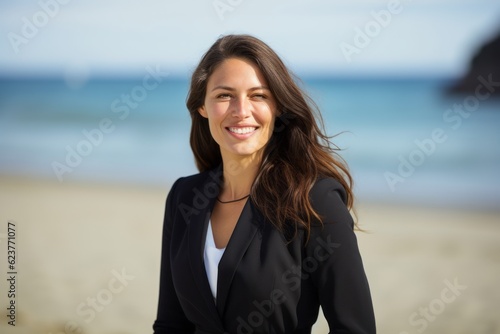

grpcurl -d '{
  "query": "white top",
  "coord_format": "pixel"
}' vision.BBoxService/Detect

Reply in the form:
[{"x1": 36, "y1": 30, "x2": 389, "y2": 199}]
[{"x1": 203, "y1": 220, "x2": 225, "y2": 300}]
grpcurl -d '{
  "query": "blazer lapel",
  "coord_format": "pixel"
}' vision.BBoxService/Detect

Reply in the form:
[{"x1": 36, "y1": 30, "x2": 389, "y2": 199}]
[
  {"x1": 186, "y1": 170, "x2": 224, "y2": 330},
  {"x1": 216, "y1": 199, "x2": 261, "y2": 316}
]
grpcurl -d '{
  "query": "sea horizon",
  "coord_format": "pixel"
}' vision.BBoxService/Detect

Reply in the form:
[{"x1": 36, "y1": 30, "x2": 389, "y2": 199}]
[{"x1": 1, "y1": 75, "x2": 499, "y2": 211}]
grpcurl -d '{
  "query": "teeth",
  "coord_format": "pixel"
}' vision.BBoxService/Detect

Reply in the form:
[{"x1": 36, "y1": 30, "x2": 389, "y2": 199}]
[{"x1": 229, "y1": 127, "x2": 256, "y2": 134}]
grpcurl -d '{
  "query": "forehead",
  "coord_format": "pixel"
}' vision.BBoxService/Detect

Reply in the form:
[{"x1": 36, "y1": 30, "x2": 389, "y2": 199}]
[{"x1": 207, "y1": 58, "x2": 269, "y2": 89}]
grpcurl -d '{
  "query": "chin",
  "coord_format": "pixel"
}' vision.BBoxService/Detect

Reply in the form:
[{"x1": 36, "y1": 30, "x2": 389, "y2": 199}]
[{"x1": 225, "y1": 145, "x2": 265, "y2": 159}]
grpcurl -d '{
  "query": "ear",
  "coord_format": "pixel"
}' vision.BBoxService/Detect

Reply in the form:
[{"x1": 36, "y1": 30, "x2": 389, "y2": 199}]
[{"x1": 198, "y1": 106, "x2": 208, "y2": 118}]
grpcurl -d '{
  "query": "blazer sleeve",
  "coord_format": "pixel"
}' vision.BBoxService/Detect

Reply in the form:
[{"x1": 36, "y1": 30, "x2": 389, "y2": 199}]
[
  {"x1": 153, "y1": 178, "x2": 195, "y2": 334},
  {"x1": 306, "y1": 178, "x2": 376, "y2": 333}
]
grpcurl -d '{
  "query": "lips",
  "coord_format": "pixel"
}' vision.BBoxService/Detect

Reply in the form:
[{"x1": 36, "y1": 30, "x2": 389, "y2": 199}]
[{"x1": 227, "y1": 127, "x2": 258, "y2": 134}]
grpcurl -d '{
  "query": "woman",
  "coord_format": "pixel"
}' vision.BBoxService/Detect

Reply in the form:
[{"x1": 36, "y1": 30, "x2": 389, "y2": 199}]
[{"x1": 153, "y1": 34, "x2": 376, "y2": 333}]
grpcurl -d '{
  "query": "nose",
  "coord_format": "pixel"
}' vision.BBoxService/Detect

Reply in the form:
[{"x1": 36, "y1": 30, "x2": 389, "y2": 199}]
[{"x1": 231, "y1": 97, "x2": 251, "y2": 118}]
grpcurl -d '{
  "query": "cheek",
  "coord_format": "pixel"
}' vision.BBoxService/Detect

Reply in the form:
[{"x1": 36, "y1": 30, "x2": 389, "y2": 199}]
[
  {"x1": 207, "y1": 104, "x2": 229, "y2": 121},
  {"x1": 206, "y1": 109, "x2": 228, "y2": 139},
  {"x1": 207, "y1": 117, "x2": 223, "y2": 137}
]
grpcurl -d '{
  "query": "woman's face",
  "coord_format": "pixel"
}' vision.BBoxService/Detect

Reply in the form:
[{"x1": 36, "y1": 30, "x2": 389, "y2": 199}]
[{"x1": 199, "y1": 57, "x2": 277, "y2": 162}]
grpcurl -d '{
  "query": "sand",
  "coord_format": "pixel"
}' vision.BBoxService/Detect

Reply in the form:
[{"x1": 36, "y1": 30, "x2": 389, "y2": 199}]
[{"x1": 0, "y1": 175, "x2": 499, "y2": 334}]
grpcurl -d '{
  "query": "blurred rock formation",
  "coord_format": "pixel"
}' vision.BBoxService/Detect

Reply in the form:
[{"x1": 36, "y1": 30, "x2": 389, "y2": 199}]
[{"x1": 447, "y1": 29, "x2": 500, "y2": 96}]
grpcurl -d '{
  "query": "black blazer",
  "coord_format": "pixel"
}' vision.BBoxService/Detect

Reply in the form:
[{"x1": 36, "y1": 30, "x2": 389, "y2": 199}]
[{"x1": 153, "y1": 167, "x2": 376, "y2": 334}]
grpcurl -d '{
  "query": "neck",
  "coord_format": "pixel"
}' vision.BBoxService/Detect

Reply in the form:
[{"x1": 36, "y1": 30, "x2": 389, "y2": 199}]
[{"x1": 220, "y1": 154, "x2": 260, "y2": 200}]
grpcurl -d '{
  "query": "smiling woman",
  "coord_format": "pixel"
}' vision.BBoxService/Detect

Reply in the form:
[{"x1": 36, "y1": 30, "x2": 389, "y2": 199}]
[
  {"x1": 198, "y1": 58, "x2": 277, "y2": 171},
  {"x1": 153, "y1": 34, "x2": 376, "y2": 334}
]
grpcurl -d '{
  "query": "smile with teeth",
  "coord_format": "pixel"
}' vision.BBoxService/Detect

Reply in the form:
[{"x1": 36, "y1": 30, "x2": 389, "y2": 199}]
[{"x1": 228, "y1": 127, "x2": 257, "y2": 134}]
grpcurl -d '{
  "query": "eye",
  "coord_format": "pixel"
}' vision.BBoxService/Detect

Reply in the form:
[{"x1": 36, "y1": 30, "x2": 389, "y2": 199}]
[
  {"x1": 252, "y1": 93, "x2": 267, "y2": 100},
  {"x1": 215, "y1": 93, "x2": 232, "y2": 99}
]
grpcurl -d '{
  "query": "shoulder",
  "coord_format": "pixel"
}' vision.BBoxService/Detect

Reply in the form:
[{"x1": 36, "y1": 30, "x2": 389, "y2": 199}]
[
  {"x1": 310, "y1": 177, "x2": 348, "y2": 203},
  {"x1": 168, "y1": 166, "x2": 223, "y2": 202},
  {"x1": 163, "y1": 167, "x2": 222, "y2": 225},
  {"x1": 309, "y1": 177, "x2": 353, "y2": 228},
  {"x1": 305, "y1": 177, "x2": 358, "y2": 261}
]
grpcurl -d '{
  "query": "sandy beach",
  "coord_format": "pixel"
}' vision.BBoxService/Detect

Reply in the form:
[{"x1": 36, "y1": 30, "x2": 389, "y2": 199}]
[{"x1": 0, "y1": 175, "x2": 499, "y2": 334}]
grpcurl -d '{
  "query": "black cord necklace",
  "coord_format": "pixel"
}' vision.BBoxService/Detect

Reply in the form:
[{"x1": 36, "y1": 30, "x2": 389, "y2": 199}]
[{"x1": 216, "y1": 194, "x2": 250, "y2": 204}]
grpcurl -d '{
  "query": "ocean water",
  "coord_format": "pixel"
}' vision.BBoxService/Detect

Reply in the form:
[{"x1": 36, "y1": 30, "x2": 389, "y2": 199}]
[{"x1": 0, "y1": 77, "x2": 499, "y2": 210}]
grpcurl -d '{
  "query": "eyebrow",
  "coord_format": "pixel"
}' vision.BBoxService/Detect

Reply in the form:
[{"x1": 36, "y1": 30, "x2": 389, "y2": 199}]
[{"x1": 211, "y1": 85, "x2": 270, "y2": 92}]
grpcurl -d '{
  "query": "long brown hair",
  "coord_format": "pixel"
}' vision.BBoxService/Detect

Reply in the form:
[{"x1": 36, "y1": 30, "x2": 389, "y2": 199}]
[{"x1": 186, "y1": 34, "x2": 354, "y2": 236}]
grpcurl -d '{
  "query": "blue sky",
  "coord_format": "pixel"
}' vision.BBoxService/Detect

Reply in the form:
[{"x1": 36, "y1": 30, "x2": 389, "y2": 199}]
[{"x1": 1, "y1": 0, "x2": 500, "y2": 78}]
